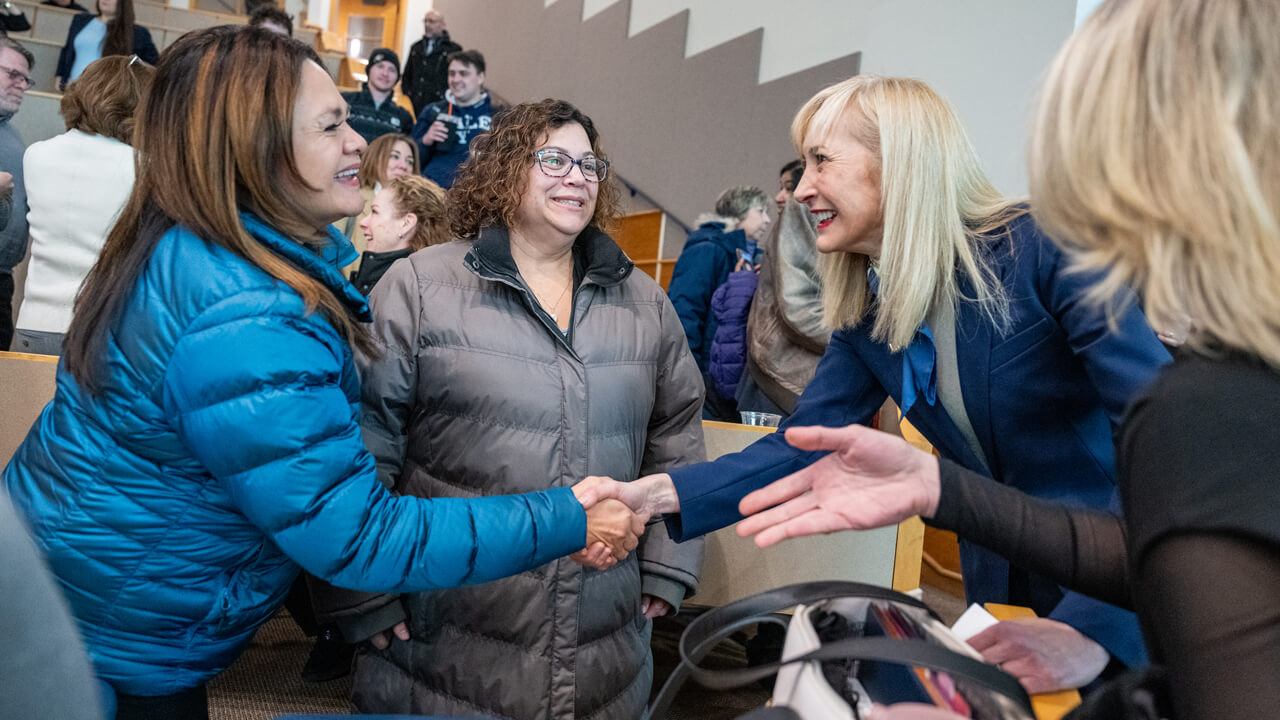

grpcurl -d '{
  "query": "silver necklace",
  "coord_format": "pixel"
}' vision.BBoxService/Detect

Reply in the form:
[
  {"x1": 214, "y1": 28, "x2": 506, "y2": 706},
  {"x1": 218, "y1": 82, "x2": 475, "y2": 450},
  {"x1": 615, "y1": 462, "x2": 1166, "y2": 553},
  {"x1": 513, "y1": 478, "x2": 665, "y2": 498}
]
[{"x1": 535, "y1": 268, "x2": 573, "y2": 321}]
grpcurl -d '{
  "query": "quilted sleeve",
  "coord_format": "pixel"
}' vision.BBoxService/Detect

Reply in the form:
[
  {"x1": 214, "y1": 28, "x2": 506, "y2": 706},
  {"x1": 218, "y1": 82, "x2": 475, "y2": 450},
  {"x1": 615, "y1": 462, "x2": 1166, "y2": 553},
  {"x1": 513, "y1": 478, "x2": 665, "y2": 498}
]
[{"x1": 161, "y1": 289, "x2": 586, "y2": 593}]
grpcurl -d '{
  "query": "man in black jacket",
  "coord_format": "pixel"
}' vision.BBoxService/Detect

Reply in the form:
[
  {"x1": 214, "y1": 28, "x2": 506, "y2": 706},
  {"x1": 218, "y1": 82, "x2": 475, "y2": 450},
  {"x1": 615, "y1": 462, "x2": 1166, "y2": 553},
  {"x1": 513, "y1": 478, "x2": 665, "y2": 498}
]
[
  {"x1": 342, "y1": 48, "x2": 415, "y2": 143},
  {"x1": 400, "y1": 9, "x2": 460, "y2": 118}
]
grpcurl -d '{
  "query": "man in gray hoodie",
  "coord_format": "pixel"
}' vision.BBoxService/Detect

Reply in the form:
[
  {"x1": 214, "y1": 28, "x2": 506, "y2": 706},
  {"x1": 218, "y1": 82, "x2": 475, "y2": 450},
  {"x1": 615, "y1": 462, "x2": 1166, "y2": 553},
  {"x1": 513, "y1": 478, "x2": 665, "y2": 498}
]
[{"x1": 0, "y1": 36, "x2": 31, "y2": 351}]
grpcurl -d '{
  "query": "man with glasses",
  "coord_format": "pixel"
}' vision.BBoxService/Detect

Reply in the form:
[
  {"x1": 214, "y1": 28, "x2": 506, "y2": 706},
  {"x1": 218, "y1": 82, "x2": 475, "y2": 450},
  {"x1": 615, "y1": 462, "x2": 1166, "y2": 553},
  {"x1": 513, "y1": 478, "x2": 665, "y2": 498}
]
[
  {"x1": 0, "y1": 37, "x2": 32, "y2": 351},
  {"x1": 400, "y1": 9, "x2": 460, "y2": 118},
  {"x1": 412, "y1": 49, "x2": 495, "y2": 190}
]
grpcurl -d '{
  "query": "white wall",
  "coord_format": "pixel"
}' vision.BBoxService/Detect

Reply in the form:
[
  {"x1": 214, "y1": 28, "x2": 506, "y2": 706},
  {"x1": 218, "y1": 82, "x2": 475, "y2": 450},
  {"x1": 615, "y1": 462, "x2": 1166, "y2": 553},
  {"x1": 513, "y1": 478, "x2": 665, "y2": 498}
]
[
  {"x1": 399, "y1": 0, "x2": 436, "y2": 62},
  {"x1": 537, "y1": 0, "x2": 1075, "y2": 196},
  {"x1": 305, "y1": 0, "x2": 330, "y2": 31},
  {"x1": 284, "y1": 0, "x2": 306, "y2": 25},
  {"x1": 403, "y1": 0, "x2": 1076, "y2": 214}
]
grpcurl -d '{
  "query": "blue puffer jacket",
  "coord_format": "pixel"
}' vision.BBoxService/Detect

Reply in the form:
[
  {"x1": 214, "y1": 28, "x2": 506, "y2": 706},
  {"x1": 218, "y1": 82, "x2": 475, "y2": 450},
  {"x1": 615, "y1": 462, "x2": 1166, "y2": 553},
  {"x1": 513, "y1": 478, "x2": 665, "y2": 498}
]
[
  {"x1": 3, "y1": 213, "x2": 586, "y2": 697},
  {"x1": 708, "y1": 269, "x2": 759, "y2": 401},
  {"x1": 665, "y1": 221, "x2": 746, "y2": 374}
]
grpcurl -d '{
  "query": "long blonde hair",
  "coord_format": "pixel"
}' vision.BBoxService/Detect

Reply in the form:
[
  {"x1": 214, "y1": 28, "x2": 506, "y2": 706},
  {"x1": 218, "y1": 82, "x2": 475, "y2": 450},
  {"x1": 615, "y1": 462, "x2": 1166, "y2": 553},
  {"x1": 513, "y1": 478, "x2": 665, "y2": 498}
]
[
  {"x1": 793, "y1": 76, "x2": 1025, "y2": 350},
  {"x1": 1031, "y1": 0, "x2": 1280, "y2": 369}
]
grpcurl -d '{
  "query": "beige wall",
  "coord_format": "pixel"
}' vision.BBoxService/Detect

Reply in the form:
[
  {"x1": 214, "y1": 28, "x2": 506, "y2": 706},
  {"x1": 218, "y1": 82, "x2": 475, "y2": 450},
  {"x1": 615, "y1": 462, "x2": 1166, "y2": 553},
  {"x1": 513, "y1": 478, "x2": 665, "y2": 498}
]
[{"x1": 431, "y1": 0, "x2": 1075, "y2": 233}]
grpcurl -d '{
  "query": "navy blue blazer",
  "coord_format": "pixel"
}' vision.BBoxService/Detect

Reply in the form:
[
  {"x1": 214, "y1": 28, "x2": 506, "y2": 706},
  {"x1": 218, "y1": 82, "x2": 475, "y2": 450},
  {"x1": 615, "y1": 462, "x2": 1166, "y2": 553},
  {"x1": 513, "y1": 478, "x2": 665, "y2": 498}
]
[
  {"x1": 55, "y1": 13, "x2": 159, "y2": 82},
  {"x1": 667, "y1": 213, "x2": 1170, "y2": 667}
]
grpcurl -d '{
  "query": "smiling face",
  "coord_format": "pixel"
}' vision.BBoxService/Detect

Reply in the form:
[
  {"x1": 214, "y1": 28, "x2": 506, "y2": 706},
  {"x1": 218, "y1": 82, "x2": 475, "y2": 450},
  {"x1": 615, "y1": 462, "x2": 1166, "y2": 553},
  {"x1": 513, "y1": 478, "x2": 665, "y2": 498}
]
[
  {"x1": 290, "y1": 61, "x2": 368, "y2": 228},
  {"x1": 795, "y1": 119, "x2": 884, "y2": 257},
  {"x1": 384, "y1": 140, "x2": 413, "y2": 181},
  {"x1": 367, "y1": 60, "x2": 398, "y2": 94},
  {"x1": 447, "y1": 60, "x2": 484, "y2": 105},
  {"x1": 359, "y1": 186, "x2": 414, "y2": 253},
  {"x1": 514, "y1": 122, "x2": 598, "y2": 245}
]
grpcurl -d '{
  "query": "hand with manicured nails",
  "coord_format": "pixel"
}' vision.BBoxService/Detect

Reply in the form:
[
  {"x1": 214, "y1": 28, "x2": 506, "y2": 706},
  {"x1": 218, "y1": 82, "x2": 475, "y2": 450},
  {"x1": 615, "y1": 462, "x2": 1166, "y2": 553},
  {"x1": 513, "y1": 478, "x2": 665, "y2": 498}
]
[{"x1": 736, "y1": 424, "x2": 941, "y2": 547}]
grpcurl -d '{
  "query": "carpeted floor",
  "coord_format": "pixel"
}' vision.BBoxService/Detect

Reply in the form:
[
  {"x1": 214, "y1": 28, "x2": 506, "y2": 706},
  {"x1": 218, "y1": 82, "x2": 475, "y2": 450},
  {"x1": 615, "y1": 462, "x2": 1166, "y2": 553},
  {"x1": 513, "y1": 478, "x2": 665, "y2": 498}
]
[
  {"x1": 208, "y1": 614, "x2": 351, "y2": 719},
  {"x1": 206, "y1": 612, "x2": 771, "y2": 720},
  {"x1": 209, "y1": 584, "x2": 966, "y2": 720}
]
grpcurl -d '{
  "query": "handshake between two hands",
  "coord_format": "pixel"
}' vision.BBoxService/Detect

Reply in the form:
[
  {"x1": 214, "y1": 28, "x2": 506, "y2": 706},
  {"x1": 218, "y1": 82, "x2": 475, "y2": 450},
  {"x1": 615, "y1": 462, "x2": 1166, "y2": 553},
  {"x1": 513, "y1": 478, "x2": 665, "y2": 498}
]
[
  {"x1": 563, "y1": 423, "x2": 943, "y2": 571},
  {"x1": 566, "y1": 473, "x2": 680, "y2": 571}
]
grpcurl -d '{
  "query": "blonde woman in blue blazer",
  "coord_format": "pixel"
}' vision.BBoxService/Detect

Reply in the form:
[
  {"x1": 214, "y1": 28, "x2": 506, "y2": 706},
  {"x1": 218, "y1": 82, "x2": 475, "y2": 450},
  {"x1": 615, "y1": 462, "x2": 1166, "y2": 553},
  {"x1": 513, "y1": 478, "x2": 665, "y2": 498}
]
[{"x1": 614, "y1": 75, "x2": 1171, "y2": 696}]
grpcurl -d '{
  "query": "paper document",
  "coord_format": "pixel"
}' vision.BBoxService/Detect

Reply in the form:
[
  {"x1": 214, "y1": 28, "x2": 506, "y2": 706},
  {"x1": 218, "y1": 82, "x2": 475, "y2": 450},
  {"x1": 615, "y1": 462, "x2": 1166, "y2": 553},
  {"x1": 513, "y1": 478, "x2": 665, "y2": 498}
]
[{"x1": 950, "y1": 603, "x2": 999, "y2": 641}]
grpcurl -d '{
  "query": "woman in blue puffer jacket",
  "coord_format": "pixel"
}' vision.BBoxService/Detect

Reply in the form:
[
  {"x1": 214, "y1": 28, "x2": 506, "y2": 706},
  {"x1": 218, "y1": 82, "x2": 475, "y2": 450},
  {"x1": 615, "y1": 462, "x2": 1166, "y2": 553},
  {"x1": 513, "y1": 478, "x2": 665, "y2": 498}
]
[{"x1": 2, "y1": 27, "x2": 638, "y2": 720}]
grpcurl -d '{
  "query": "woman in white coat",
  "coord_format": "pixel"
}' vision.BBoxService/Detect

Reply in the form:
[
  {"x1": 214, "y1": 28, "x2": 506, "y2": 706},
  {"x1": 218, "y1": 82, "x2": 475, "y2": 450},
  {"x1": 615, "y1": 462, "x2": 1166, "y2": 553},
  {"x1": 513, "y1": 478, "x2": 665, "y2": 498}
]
[{"x1": 14, "y1": 55, "x2": 152, "y2": 356}]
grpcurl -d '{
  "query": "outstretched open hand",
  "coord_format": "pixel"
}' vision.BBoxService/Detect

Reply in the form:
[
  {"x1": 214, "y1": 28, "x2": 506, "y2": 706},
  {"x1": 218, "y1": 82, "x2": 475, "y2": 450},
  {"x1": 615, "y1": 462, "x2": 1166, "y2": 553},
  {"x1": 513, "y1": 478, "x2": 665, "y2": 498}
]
[{"x1": 736, "y1": 424, "x2": 941, "y2": 547}]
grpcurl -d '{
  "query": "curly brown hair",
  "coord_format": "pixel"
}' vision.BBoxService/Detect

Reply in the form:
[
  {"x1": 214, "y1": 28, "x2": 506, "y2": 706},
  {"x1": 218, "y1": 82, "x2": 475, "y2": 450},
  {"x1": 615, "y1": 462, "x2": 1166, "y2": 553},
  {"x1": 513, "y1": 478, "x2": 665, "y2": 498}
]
[
  {"x1": 387, "y1": 175, "x2": 448, "y2": 251},
  {"x1": 61, "y1": 55, "x2": 155, "y2": 145},
  {"x1": 447, "y1": 99, "x2": 621, "y2": 239}
]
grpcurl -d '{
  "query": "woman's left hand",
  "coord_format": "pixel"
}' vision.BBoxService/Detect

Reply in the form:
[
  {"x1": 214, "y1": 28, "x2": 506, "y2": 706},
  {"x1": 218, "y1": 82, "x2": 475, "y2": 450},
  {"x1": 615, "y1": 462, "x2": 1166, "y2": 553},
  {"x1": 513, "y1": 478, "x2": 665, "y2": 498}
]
[
  {"x1": 641, "y1": 594, "x2": 671, "y2": 619},
  {"x1": 968, "y1": 618, "x2": 1109, "y2": 693}
]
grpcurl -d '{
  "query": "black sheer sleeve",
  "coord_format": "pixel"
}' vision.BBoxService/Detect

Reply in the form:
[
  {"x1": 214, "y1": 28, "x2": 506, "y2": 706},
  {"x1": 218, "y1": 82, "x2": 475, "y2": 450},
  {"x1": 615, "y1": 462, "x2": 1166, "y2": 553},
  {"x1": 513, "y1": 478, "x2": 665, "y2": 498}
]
[
  {"x1": 1132, "y1": 532, "x2": 1280, "y2": 720},
  {"x1": 1116, "y1": 354, "x2": 1280, "y2": 720},
  {"x1": 929, "y1": 459, "x2": 1132, "y2": 608}
]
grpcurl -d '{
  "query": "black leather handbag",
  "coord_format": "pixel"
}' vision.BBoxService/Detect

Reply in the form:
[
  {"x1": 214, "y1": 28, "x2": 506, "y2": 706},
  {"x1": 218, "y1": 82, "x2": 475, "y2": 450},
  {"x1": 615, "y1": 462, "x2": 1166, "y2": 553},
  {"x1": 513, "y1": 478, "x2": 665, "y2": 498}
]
[{"x1": 645, "y1": 581, "x2": 1037, "y2": 720}]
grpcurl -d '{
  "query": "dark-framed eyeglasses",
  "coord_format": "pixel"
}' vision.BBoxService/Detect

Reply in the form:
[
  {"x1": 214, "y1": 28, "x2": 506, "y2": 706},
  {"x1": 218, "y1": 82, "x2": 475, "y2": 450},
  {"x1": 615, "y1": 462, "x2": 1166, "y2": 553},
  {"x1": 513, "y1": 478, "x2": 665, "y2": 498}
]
[
  {"x1": 0, "y1": 65, "x2": 32, "y2": 89},
  {"x1": 534, "y1": 149, "x2": 609, "y2": 183}
]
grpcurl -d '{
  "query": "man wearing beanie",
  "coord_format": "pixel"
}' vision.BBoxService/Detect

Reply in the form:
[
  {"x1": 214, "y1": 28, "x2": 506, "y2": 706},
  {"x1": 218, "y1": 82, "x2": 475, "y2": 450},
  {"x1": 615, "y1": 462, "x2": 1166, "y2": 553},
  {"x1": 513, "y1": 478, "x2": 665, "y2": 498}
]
[{"x1": 342, "y1": 48, "x2": 415, "y2": 143}]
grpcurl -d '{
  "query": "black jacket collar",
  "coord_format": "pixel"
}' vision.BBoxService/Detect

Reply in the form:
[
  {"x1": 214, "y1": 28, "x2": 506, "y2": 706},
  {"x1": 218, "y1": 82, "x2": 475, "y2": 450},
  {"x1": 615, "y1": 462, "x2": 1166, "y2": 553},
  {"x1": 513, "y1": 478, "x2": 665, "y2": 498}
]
[{"x1": 465, "y1": 224, "x2": 633, "y2": 288}]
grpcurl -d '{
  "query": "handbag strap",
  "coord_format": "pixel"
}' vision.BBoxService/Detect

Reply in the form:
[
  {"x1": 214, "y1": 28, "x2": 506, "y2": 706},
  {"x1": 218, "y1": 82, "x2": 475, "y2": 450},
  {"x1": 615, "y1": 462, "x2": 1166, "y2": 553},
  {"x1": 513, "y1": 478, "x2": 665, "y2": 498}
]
[
  {"x1": 680, "y1": 581, "x2": 938, "y2": 657},
  {"x1": 696, "y1": 636, "x2": 1032, "y2": 708},
  {"x1": 644, "y1": 581, "x2": 1032, "y2": 720}
]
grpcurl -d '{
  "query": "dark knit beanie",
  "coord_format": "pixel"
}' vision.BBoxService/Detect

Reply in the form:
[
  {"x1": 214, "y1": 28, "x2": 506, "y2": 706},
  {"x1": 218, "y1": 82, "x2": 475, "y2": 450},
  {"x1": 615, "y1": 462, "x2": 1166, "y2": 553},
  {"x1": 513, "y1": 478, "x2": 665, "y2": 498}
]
[{"x1": 366, "y1": 48, "x2": 401, "y2": 77}]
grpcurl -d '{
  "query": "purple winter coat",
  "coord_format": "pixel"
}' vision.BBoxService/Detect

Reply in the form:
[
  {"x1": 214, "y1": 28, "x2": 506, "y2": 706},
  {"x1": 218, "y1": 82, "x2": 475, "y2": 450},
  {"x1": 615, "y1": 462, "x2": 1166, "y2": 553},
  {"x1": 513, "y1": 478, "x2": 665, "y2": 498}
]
[{"x1": 708, "y1": 268, "x2": 759, "y2": 401}]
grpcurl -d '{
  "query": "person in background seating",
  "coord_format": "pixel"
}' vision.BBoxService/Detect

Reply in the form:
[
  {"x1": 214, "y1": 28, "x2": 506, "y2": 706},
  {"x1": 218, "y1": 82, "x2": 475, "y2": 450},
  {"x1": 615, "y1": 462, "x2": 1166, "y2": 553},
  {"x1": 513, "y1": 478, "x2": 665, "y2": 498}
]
[
  {"x1": 14, "y1": 55, "x2": 153, "y2": 357},
  {"x1": 666, "y1": 184, "x2": 770, "y2": 419},
  {"x1": 0, "y1": 36, "x2": 31, "y2": 352},
  {"x1": 412, "y1": 49, "x2": 494, "y2": 189},
  {"x1": 247, "y1": 5, "x2": 291, "y2": 36},
  {"x1": 400, "y1": 9, "x2": 459, "y2": 118},
  {"x1": 342, "y1": 47, "x2": 415, "y2": 144},
  {"x1": 351, "y1": 175, "x2": 446, "y2": 295},
  {"x1": 337, "y1": 131, "x2": 417, "y2": 264},
  {"x1": 42, "y1": 0, "x2": 90, "y2": 13},
  {"x1": 55, "y1": 0, "x2": 157, "y2": 88}
]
